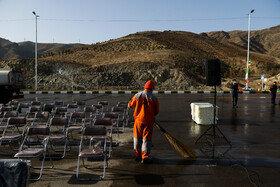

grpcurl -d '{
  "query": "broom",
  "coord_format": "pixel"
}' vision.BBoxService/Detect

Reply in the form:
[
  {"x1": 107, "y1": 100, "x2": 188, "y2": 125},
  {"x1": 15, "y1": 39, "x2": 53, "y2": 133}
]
[{"x1": 154, "y1": 121, "x2": 196, "y2": 158}]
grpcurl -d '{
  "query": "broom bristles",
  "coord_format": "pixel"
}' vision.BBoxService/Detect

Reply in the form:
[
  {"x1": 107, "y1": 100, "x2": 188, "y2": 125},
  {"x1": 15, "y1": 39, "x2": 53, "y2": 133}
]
[
  {"x1": 155, "y1": 123, "x2": 196, "y2": 158},
  {"x1": 164, "y1": 132, "x2": 196, "y2": 158}
]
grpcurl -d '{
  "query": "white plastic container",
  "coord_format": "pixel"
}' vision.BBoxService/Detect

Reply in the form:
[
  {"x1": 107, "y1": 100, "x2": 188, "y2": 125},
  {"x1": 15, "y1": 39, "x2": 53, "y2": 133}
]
[{"x1": 190, "y1": 102, "x2": 218, "y2": 125}]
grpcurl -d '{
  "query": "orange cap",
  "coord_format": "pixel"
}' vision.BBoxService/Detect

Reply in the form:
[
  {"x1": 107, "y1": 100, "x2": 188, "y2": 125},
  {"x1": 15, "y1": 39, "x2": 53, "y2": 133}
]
[{"x1": 144, "y1": 80, "x2": 155, "y2": 90}]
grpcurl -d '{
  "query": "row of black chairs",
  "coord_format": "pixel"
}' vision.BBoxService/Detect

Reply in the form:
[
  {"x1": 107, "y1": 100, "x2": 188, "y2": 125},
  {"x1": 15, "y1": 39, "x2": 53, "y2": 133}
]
[{"x1": 0, "y1": 99, "x2": 130, "y2": 181}]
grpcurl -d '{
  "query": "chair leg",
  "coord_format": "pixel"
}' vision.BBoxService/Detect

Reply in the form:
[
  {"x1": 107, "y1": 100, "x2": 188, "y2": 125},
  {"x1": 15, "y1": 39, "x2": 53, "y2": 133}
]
[
  {"x1": 45, "y1": 150, "x2": 54, "y2": 169},
  {"x1": 76, "y1": 156, "x2": 102, "y2": 181},
  {"x1": 116, "y1": 123, "x2": 119, "y2": 145},
  {"x1": 102, "y1": 156, "x2": 106, "y2": 179},
  {"x1": 76, "y1": 156, "x2": 81, "y2": 180},
  {"x1": 62, "y1": 139, "x2": 69, "y2": 158},
  {"x1": 49, "y1": 139, "x2": 69, "y2": 159},
  {"x1": 29, "y1": 153, "x2": 46, "y2": 181},
  {"x1": 109, "y1": 138, "x2": 112, "y2": 158}
]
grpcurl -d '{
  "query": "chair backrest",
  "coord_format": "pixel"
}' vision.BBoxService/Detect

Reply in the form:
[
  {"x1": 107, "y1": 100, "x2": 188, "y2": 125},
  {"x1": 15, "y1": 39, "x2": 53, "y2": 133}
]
[
  {"x1": 117, "y1": 103, "x2": 127, "y2": 109},
  {"x1": 84, "y1": 106, "x2": 96, "y2": 113},
  {"x1": 67, "y1": 103, "x2": 78, "y2": 113},
  {"x1": 43, "y1": 103, "x2": 55, "y2": 111},
  {"x1": 50, "y1": 117, "x2": 69, "y2": 126},
  {"x1": 54, "y1": 101, "x2": 64, "y2": 106},
  {"x1": 103, "y1": 112, "x2": 119, "y2": 119},
  {"x1": 112, "y1": 106, "x2": 125, "y2": 113},
  {"x1": 7, "y1": 117, "x2": 27, "y2": 126},
  {"x1": 18, "y1": 103, "x2": 30, "y2": 114},
  {"x1": 30, "y1": 106, "x2": 41, "y2": 113},
  {"x1": 93, "y1": 118, "x2": 113, "y2": 126},
  {"x1": 98, "y1": 101, "x2": 109, "y2": 106},
  {"x1": 1, "y1": 106, "x2": 13, "y2": 112},
  {"x1": 71, "y1": 112, "x2": 86, "y2": 119},
  {"x1": 76, "y1": 101, "x2": 86, "y2": 106},
  {"x1": 3, "y1": 111, "x2": 18, "y2": 118},
  {"x1": 67, "y1": 103, "x2": 78, "y2": 109},
  {"x1": 31, "y1": 101, "x2": 41, "y2": 106},
  {"x1": 9, "y1": 100, "x2": 19, "y2": 107},
  {"x1": 93, "y1": 104, "x2": 103, "y2": 110},
  {"x1": 26, "y1": 126, "x2": 50, "y2": 136},
  {"x1": 55, "y1": 107, "x2": 67, "y2": 113},
  {"x1": 83, "y1": 126, "x2": 107, "y2": 136},
  {"x1": 35, "y1": 112, "x2": 50, "y2": 119},
  {"x1": 18, "y1": 103, "x2": 29, "y2": 109},
  {"x1": 118, "y1": 101, "x2": 129, "y2": 105}
]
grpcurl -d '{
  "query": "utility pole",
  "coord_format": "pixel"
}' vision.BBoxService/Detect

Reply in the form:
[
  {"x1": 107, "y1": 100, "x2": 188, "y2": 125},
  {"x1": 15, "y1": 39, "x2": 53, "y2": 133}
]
[
  {"x1": 32, "y1": 11, "x2": 39, "y2": 90},
  {"x1": 245, "y1": 9, "x2": 254, "y2": 90}
]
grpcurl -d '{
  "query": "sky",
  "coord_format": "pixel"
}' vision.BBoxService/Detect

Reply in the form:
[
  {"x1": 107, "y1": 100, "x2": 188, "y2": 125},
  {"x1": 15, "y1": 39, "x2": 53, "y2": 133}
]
[{"x1": 0, "y1": 0, "x2": 279, "y2": 44}]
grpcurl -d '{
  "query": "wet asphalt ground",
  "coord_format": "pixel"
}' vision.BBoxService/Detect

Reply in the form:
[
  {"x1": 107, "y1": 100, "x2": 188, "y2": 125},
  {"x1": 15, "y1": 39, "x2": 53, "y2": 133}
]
[{"x1": 12, "y1": 93, "x2": 280, "y2": 186}]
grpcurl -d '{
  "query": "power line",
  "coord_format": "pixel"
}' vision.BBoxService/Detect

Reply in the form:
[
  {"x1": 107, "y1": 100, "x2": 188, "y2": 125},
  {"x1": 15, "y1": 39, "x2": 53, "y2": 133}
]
[
  {"x1": 40, "y1": 17, "x2": 248, "y2": 22},
  {"x1": 0, "y1": 17, "x2": 279, "y2": 22},
  {"x1": 0, "y1": 19, "x2": 33, "y2": 22}
]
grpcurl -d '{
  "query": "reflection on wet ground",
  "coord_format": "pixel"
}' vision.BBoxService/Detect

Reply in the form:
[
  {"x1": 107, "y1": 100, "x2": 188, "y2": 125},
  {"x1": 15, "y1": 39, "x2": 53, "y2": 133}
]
[{"x1": 111, "y1": 93, "x2": 280, "y2": 186}]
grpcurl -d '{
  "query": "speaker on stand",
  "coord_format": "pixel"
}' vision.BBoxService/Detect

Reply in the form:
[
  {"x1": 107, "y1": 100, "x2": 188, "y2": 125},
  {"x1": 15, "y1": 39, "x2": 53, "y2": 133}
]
[
  {"x1": 196, "y1": 59, "x2": 231, "y2": 147},
  {"x1": 205, "y1": 59, "x2": 221, "y2": 86}
]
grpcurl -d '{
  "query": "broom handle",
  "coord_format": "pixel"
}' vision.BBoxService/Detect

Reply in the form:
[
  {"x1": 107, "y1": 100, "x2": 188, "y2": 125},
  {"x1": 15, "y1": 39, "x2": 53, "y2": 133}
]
[{"x1": 154, "y1": 121, "x2": 166, "y2": 133}]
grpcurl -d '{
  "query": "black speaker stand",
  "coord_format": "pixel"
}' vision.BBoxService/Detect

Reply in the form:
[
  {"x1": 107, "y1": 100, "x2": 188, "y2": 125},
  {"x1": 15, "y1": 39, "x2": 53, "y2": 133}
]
[{"x1": 195, "y1": 85, "x2": 231, "y2": 147}]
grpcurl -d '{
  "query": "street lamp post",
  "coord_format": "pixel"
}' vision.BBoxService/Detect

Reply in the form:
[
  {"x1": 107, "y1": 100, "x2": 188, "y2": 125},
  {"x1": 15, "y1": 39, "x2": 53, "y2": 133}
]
[
  {"x1": 245, "y1": 9, "x2": 254, "y2": 90},
  {"x1": 32, "y1": 11, "x2": 39, "y2": 90}
]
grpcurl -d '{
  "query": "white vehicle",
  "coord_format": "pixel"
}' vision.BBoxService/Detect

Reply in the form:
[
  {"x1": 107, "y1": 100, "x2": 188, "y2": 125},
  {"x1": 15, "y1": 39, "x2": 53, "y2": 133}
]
[
  {"x1": 0, "y1": 68, "x2": 25, "y2": 104},
  {"x1": 242, "y1": 86, "x2": 255, "y2": 91}
]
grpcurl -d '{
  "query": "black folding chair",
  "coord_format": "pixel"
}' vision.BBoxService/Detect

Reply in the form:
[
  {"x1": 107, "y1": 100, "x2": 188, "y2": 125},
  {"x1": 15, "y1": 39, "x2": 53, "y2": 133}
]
[
  {"x1": 76, "y1": 126, "x2": 108, "y2": 180},
  {"x1": 48, "y1": 117, "x2": 70, "y2": 158},
  {"x1": 14, "y1": 126, "x2": 53, "y2": 181}
]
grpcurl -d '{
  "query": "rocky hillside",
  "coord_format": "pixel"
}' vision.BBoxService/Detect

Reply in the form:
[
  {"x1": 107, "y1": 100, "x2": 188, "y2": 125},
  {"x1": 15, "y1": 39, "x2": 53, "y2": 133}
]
[
  {"x1": 204, "y1": 25, "x2": 280, "y2": 58},
  {"x1": 0, "y1": 37, "x2": 84, "y2": 60},
  {"x1": 1, "y1": 26, "x2": 280, "y2": 90}
]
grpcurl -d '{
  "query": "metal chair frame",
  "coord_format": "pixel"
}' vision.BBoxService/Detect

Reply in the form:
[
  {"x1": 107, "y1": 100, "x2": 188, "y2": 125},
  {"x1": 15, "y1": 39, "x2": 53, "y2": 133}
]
[
  {"x1": 0, "y1": 111, "x2": 18, "y2": 135},
  {"x1": 68, "y1": 112, "x2": 86, "y2": 146},
  {"x1": 93, "y1": 118, "x2": 113, "y2": 157},
  {"x1": 93, "y1": 104, "x2": 103, "y2": 116},
  {"x1": 17, "y1": 103, "x2": 30, "y2": 117},
  {"x1": 103, "y1": 112, "x2": 120, "y2": 145},
  {"x1": 67, "y1": 103, "x2": 78, "y2": 115},
  {"x1": 98, "y1": 101, "x2": 109, "y2": 112},
  {"x1": 112, "y1": 106, "x2": 126, "y2": 132},
  {"x1": 43, "y1": 103, "x2": 55, "y2": 116},
  {"x1": 14, "y1": 126, "x2": 54, "y2": 181},
  {"x1": 54, "y1": 106, "x2": 67, "y2": 117},
  {"x1": 117, "y1": 101, "x2": 130, "y2": 127},
  {"x1": 0, "y1": 117, "x2": 27, "y2": 150},
  {"x1": 31, "y1": 112, "x2": 51, "y2": 126},
  {"x1": 76, "y1": 126, "x2": 108, "y2": 181},
  {"x1": 27, "y1": 105, "x2": 42, "y2": 123},
  {"x1": 48, "y1": 117, "x2": 70, "y2": 158},
  {"x1": 84, "y1": 106, "x2": 96, "y2": 121}
]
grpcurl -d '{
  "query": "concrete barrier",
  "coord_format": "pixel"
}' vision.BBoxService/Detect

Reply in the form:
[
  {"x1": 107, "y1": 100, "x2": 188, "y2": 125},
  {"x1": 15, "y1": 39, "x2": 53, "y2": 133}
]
[{"x1": 19, "y1": 90, "x2": 271, "y2": 94}]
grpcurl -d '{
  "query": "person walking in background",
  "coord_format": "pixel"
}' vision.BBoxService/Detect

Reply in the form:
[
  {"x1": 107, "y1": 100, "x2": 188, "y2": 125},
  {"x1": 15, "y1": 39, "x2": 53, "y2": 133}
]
[
  {"x1": 269, "y1": 81, "x2": 278, "y2": 105},
  {"x1": 128, "y1": 80, "x2": 159, "y2": 164},
  {"x1": 231, "y1": 79, "x2": 239, "y2": 108}
]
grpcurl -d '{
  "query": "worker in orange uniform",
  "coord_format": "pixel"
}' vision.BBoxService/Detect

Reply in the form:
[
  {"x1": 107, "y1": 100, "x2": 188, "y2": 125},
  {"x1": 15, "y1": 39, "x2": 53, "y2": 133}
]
[{"x1": 128, "y1": 80, "x2": 159, "y2": 164}]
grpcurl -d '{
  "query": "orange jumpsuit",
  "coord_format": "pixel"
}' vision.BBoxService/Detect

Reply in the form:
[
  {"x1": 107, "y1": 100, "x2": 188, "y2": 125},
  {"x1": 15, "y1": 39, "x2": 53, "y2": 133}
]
[{"x1": 128, "y1": 89, "x2": 159, "y2": 159}]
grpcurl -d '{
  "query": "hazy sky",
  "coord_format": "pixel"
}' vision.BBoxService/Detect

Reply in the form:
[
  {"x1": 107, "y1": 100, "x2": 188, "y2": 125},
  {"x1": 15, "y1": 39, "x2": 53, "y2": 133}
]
[{"x1": 0, "y1": 0, "x2": 279, "y2": 44}]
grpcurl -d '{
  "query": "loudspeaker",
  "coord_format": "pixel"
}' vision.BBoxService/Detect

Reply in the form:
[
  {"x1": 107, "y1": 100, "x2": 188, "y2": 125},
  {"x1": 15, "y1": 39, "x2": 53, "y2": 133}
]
[{"x1": 206, "y1": 59, "x2": 221, "y2": 86}]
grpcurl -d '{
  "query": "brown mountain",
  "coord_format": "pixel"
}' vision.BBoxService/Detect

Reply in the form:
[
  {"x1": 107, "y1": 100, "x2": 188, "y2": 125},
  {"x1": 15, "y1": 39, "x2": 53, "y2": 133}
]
[
  {"x1": 40, "y1": 29, "x2": 280, "y2": 78},
  {"x1": 1, "y1": 26, "x2": 280, "y2": 90},
  {"x1": 203, "y1": 25, "x2": 280, "y2": 58},
  {"x1": 0, "y1": 37, "x2": 84, "y2": 60}
]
